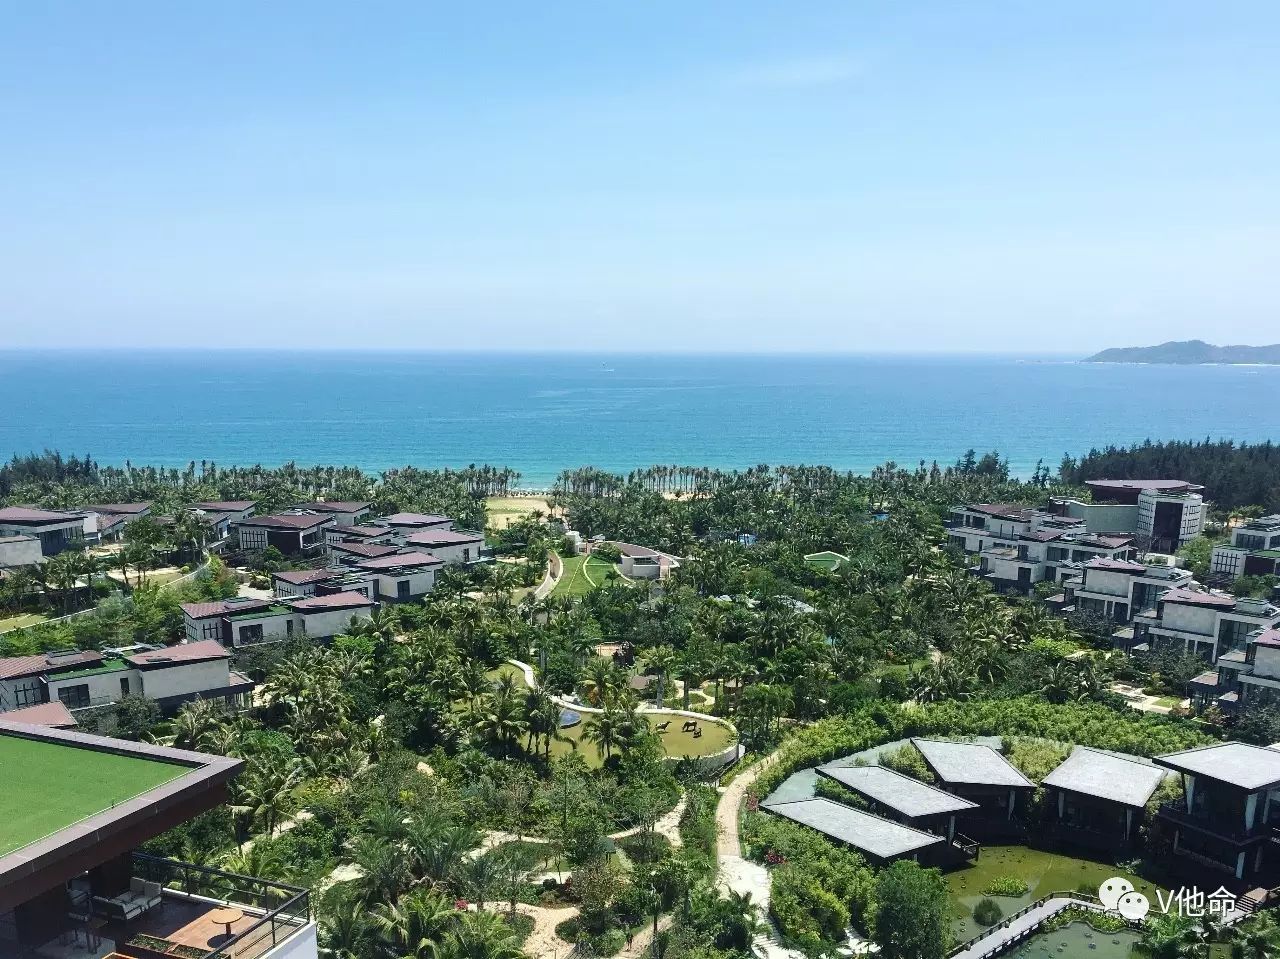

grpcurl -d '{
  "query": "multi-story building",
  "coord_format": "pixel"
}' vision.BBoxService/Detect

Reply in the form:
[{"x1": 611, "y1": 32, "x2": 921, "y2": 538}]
[
  {"x1": 1211, "y1": 515, "x2": 1280, "y2": 582},
  {"x1": 1064, "y1": 558, "x2": 1193, "y2": 625},
  {"x1": 1190, "y1": 625, "x2": 1280, "y2": 716},
  {"x1": 1154, "y1": 742, "x2": 1280, "y2": 881},
  {"x1": 234, "y1": 511, "x2": 335, "y2": 557},
  {"x1": 289, "y1": 501, "x2": 373, "y2": 528},
  {"x1": 1050, "y1": 479, "x2": 1205, "y2": 553},
  {"x1": 0, "y1": 507, "x2": 85, "y2": 557},
  {"x1": 0, "y1": 719, "x2": 316, "y2": 959},
  {"x1": 403, "y1": 528, "x2": 486, "y2": 565},
  {"x1": 181, "y1": 591, "x2": 376, "y2": 647},
  {"x1": 0, "y1": 642, "x2": 253, "y2": 717},
  {"x1": 1132, "y1": 588, "x2": 1280, "y2": 663},
  {"x1": 354, "y1": 551, "x2": 444, "y2": 601},
  {"x1": 272, "y1": 567, "x2": 376, "y2": 600}
]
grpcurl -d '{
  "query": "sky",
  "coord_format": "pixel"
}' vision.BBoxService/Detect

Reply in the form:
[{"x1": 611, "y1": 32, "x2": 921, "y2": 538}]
[{"x1": 1, "y1": 2, "x2": 1278, "y2": 353}]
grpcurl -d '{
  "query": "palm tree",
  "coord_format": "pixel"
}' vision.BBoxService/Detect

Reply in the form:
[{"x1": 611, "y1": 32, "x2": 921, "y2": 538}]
[
  {"x1": 371, "y1": 888, "x2": 455, "y2": 958},
  {"x1": 476, "y1": 692, "x2": 527, "y2": 758},
  {"x1": 349, "y1": 835, "x2": 414, "y2": 907},
  {"x1": 583, "y1": 707, "x2": 623, "y2": 761},
  {"x1": 439, "y1": 910, "x2": 524, "y2": 959},
  {"x1": 1232, "y1": 912, "x2": 1280, "y2": 959},
  {"x1": 580, "y1": 658, "x2": 622, "y2": 707},
  {"x1": 171, "y1": 697, "x2": 223, "y2": 749},
  {"x1": 318, "y1": 892, "x2": 377, "y2": 959}
]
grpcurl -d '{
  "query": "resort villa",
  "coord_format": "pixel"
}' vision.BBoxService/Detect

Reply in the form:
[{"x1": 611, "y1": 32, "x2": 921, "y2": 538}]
[
  {"x1": 1190, "y1": 625, "x2": 1280, "y2": 717},
  {"x1": 324, "y1": 524, "x2": 396, "y2": 548},
  {"x1": 0, "y1": 720, "x2": 315, "y2": 959},
  {"x1": 354, "y1": 551, "x2": 443, "y2": 601},
  {"x1": 1154, "y1": 741, "x2": 1280, "y2": 881},
  {"x1": 181, "y1": 592, "x2": 376, "y2": 648},
  {"x1": 403, "y1": 528, "x2": 486, "y2": 565},
  {"x1": 271, "y1": 568, "x2": 376, "y2": 600},
  {"x1": 1064, "y1": 557, "x2": 1194, "y2": 625},
  {"x1": 1212, "y1": 515, "x2": 1280, "y2": 582},
  {"x1": 1039, "y1": 746, "x2": 1167, "y2": 851},
  {"x1": 234, "y1": 512, "x2": 336, "y2": 557},
  {"x1": 608, "y1": 542, "x2": 681, "y2": 580},
  {"x1": 288, "y1": 501, "x2": 373, "y2": 528},
  {"x1": 1131, "y1": 589, "x2": 1280, "y2": 663},
  {"x1": 381, "y1": 513, "x2": 454, "y2": 539},
  {"x1": 911, "y1": 739, "x2": 1035, "y2": 836},
  {"x1": 0, "y1": 507, "x2": 85, "y2": 558},
  {"x1": 1050, "y1": 479, "x2": 1206, "y2": 553},
  {"x1": 191, "y1": 501, "x2": 257, "y2": 523},
  {"x1": 761, "y1": 797, "x2": 949, "y2": 867},
  {"x1": 816, "y1": 763, "x2": 980, "y2": 859},
  {"x1": 0, "y1": 642, "x2": 253, "y2": 717}
]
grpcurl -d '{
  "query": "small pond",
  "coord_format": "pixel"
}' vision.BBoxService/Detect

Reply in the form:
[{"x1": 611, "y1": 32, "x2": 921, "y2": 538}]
[
  {"x1": 559, "y1": 709, "x2": 583, "y2": 728},
  {"x1": 947, "y1": 845, "x2": 1161, "y2": 944},
  {"x1": 1005, "y1": 921, "x2": 1141, "y2": 959}
]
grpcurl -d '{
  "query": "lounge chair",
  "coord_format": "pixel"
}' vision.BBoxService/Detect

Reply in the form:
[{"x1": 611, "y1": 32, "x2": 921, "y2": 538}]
[{"x1": 92, "y1": 879, "x2": 162, "y2": 921}]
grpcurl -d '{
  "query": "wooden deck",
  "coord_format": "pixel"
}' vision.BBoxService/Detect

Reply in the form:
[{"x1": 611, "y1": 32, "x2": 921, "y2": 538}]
[{"x1": 108, "y1": 898, "x2": 258, "y2": 956}]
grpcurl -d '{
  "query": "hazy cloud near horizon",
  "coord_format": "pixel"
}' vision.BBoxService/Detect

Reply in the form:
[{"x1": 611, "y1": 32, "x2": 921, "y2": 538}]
[{"x1": 1, "y1": 2, "x2": 1277, "y2": 352}]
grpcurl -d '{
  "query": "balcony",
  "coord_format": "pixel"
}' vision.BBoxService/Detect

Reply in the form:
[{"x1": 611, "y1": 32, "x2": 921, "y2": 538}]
[
  {"x1": 26, "y1": 854, "x2": 311, "y2": 959},
  {"x1": 1158, "y1": 802, "x2": 1261, "y2": 844}
]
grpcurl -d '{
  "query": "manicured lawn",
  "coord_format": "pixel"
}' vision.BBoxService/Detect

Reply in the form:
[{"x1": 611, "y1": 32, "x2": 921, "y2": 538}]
[
  {"x1": 485, "y1": 496, "x2": 552, "y2": 530},
  {"x1": 0, "y1": 733, "x2": 188, "y2": 855},
  {"x1": 0, "y1": 613, "x2": 48, "y2": 633},
  {"x1": 550, "y1": 555, "x2": 623, "y2": 598}
]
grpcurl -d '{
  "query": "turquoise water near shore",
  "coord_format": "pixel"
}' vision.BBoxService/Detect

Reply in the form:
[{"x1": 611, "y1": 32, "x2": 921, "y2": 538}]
[{"x1": 2, "y1": 351, "x2": 1278, "y2": 487}]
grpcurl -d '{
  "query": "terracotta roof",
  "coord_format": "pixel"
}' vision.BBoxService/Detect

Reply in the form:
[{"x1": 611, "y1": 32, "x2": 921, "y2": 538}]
[
  {"x1": 330, "y1": 542, "x2": 401, "y2": 558},
  {"x1": 289, "y1": 590, "x2": 376, "y2": 611},
  {"x1": 382, "y1": 512, "x2": 451, "y2": 526},
  {"x1": 0, "y1": 702, "x2": 77, "y2": 728},
  {"x1": 296, "y1": 501, "x2": 371, "y2": 513},
  {"x1": 1253, "y1": 628, "x2": 1280, "y2": 649},
  {"x1": 330, "y1": 524, "x2": 390, "y2": 538},
  {"x1": 193, "y1": 500, "x2": 256, "y2": 512},
  {"x1": 0, "y1": 506, "x2": 79, "y2": 524},
  {"x1": 1021, "y1": 530, "x2": 1064, "y2": 543},
  {"x1": 356, "y1": 550, "x2": 443, "y2": 570},
  {"x1": 273, "y1": 569, "x2": 335, "y2": 585},
  {"x1": 405, "y1": 529, "x2": 485, "y2": 546},
  {"x1": 1161, "y1": 587, "x2": 1238, "y2": 609},
  {"x1": 965, "y1": 503, "x2": 1030, "y2": 519},
  {"x1": 180, "y1": 598, "x2": 273, "y2": 619},
  {"x1": 1085, "y1": 557, "x2": 1147, "y2": 573},
  {"x1": 237, "y1": 512, "x2": 333, "y2": 530},
  {"x1": 1086, "y1": 479, "x2": 1203, "y2": 493},
  {"x1": 0, "y1": 650, "x2": 103, "y2": 680},
  {"x1": 126, "y1": 640, "x2": 228, "y2": 666}
]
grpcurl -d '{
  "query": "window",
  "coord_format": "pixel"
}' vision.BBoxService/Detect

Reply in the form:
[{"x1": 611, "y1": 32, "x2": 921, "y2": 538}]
[
  {"x1": 201, "y1": 621, "x2": 222, "y2": 641},
  {"x1": 1237, "y1": 534, "x2": 1266, "y2": 551},
  {"x1": 397, "y1": 579, "x2": 411, "y2": 599},
  {"x1": 57, "y1": 684, "x2": 90, "y2": 709},
  {"x1": 13, "y1": 681, "x2": 41, "y2": 707},
  {"x1": 120, "y1": 677, "x2": 130, "y2": 697},
  {"x1": 462, "y1": 548, "x2": 471, "y2": 562},
  {"x1": 238, "y1": 623, "x2": 265, "y2": 645}
]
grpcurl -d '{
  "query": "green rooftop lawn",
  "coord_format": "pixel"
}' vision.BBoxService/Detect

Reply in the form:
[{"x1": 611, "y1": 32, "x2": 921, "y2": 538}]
[{"x1": 0, "y1": 733, "x2": 188, "y2": 856}]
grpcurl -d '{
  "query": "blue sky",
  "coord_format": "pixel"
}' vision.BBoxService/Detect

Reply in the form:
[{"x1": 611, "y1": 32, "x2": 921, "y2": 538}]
[{"x1": 2, "y1": 2, "x2": 1277, "y2": 352}]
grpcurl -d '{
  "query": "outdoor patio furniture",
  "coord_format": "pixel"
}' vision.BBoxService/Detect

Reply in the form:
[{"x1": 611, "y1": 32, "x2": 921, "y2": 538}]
[{"x1": 92, "y1": 878, "x2": 162, "y2": 921}]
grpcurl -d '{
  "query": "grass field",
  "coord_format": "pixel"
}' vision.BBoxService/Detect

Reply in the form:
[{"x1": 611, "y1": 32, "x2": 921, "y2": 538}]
[
  {"x1": 485, "y1": 496, "x2": 552, "y2": 530},
  {"x1": 0, "y1": 733, "x2": 187, "y2": 855},
  {"x1": 0, "y1": 613, "x2": 48, "y2": 633},
  {"x1": 550, "y1": 555, "x2": 621, "y2": 598},
  {"x1": 484, "y1": 664, "x2": 735, "y2": 768}
]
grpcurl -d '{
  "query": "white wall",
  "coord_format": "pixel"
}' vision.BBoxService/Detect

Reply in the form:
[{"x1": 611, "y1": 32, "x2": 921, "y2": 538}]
[
  {"x1": 47, "y1": 668, "x2": 140, "y2": 707},
  {"x1": 139, "y1": 658, "x2": 231, "y2": 700},
  {"x1": 296, "y1": 606, "x2": 373, "y2": 638},
  {"x1": 1253, "y1": 647, "x2": 1280, "y2": 681},
  {"x1": 1080, "y1": 568, "x2": 1132, "y2": 599},
  {"x1": 373, "y1": 569, "x2": 436, "y2": 599},
  {"x1": 416, "y1": 541, "x2": 481, "y2": 565},
  {"x1": 261, "y1": 922, "x2": 318, "y2": 959},
  {"x1": 229, "y1": 613, "x2": 293, "y2": 647},
  {"x1": 1160, "y1": 603, "x2": 1218, "y2": 638},
  {"x1": 0, "y1": 537, "x2": 43, "y2": 568}
]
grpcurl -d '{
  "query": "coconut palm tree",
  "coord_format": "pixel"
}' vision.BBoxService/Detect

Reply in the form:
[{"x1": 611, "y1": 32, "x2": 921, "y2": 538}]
[
  {"x1": 583, "y1": 707, "x2": 623, "y2": 761},
  {"x1": 439, "y1": 910, "x2": 524, "y2": 959},
  {"x1": 371, "y1": 887, "x2": 455, "y2": 958},
  {"x1": 318, "y1": 892, "x2": 377, "y2": 959}
]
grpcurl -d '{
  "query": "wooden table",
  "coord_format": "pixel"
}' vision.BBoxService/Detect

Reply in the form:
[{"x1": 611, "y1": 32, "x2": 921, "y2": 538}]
[{"x1": 209, "y1": 906, "x2": 244, "y2": 942}]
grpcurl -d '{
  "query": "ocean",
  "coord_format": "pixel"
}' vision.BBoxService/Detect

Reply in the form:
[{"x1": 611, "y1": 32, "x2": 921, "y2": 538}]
[{"x1": 2, "y1": 351, "x2": 1278, "y2": 488}]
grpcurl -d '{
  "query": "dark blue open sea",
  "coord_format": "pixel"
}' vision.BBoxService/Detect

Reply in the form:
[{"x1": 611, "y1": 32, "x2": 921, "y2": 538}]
[{"x1": 2, "y1": 351, "x2": 1278, "y2": 487}]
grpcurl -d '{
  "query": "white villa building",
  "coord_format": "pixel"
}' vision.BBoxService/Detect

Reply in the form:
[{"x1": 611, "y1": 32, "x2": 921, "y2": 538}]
[{"x1": 1211, "y1": 515, "x2": 1280, "y2": 582}]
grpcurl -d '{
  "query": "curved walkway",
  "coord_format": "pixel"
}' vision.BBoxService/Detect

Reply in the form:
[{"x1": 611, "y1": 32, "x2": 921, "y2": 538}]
[{"x1": 948, "y1": 897, "x2": 1105, "y2": 959}]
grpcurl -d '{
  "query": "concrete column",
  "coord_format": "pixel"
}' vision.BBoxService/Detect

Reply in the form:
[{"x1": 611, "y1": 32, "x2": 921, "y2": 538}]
[
  {"x1": 1008, "y1": 789, "x2": 1016, "y2": 819},
  {"x1": 1185, "y1": 775, "x2": 1196, "y2": 810},
  {"x1": 1246, "y1": 793, "x2": 1259, "y2": 832},
  {"x1": 1124, "y1": 808, "x2": 1133, "y2": 840},
  {"x1": 948, "y1": 816, "x2": 955, "y2": 841},
  {"x1": 1058, "y1": 792, "x2": 1065, "y2": 819},
  {"x1": 1237, "y1": 851, "x2": 1247, "y2": 879}
]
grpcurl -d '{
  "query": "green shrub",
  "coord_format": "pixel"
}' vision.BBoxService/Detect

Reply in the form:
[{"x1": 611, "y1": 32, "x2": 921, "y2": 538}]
[
  {"x1": 973, "y1": 897, "x2": 1004, "y2": 927},
  {"x1": 879, "y1": 743, "x2": 934, "y2": 783},
  {"x1": 981, "y1": 875, "x2": 1029, "y2": 897}
]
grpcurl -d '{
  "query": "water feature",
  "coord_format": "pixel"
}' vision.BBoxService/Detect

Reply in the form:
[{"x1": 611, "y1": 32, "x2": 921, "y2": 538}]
[{"x1": 1004, "y1": 920, "x2": 1141, "y2": 958}]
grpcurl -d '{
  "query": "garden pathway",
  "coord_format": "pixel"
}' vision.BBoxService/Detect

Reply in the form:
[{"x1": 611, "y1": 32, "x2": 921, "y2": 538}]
[
  {"x1": 948, "y1": 897, "x2": 1097, "y2": 959},
  {"x1": 506, "y1": 902, "x2": 580, "y2": 959}
]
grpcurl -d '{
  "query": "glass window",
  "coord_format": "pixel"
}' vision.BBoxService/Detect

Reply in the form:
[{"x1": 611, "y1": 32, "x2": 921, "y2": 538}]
[{"x1": 57, "y1": 684, "x2": 90, "y2": 709}]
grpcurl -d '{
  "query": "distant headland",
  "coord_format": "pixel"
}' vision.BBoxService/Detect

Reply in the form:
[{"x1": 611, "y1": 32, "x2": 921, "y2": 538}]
[{"x1": 1085, "y1": 339, "x2": 1280, "y2": 365}]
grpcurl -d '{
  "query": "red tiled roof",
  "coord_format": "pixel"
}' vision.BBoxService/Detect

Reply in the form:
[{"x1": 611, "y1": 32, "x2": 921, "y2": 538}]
[
  {"x1": 331, "y1": 524, "x2": 389, "y2": 538},
  {"x1": 180, "y1": 598, "x2": 273, "y2": 619},
  {"x1": 0, "y1": 650, "x2": 103, "y2": 680},
  {"x1": 1085, "y1": 557, "x2": 1147, "y2": 573},
  {"x1": 383, "y1": 512, "x2": 451, "y2": 526},
  {"x1": 297, "y1": 501, "x2": 371, "y2": 513},
  {"x1": 1161, "y1": 587, "x2": 1238, "y2": 608},
  {"x1": 126, "y1": 640, "x2": 229, "y2": 666},
  {"x1": 1086, "y1": 479, "x2": 1202, "y2": 493},
  {"x1": 0, "y1": 506, "x2": 79, "y2": 524},
  {"x1": 273, "y1": 569, "x2": 334, "y2": 585},
  {"x1": 356, "y1": 550, "x2": 443, "y2": 570},
  {"x1": 405, "y1": 529, "x2": 485, "y2": 546},
  {"x1": 238, "y1": 512, "x2": 333, "y2": 530},
  {"x1": 289, "y1": 590, "x2": 376, "y2": 610},
  {"x1": 1, "y1": 701, "x2": 78, "y2": 728},
  {"x1": 1253, "y1": 628, "x2": 1280, "y2": 649},
  {"x1": 330, "y1": 542, "x2": 400, "y2": 558}
]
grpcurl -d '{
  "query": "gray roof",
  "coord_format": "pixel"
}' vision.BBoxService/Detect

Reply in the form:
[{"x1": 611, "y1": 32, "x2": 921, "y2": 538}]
[
  {"x1": 1040, "y1": 746, "x2": 1166, "y2": 808},
  {"x1": 761, "y1": 798, "x2": 944, "y2": 861},
  {"x1": 911, "y1": 739, "x2": 1034, "y2": 788},
  {"x1": 1155, "y1": 742, "x2": 1280, "y2": 791},
  {"x1": 818, "y1": 764, "x2": 977, "y2": 818}
]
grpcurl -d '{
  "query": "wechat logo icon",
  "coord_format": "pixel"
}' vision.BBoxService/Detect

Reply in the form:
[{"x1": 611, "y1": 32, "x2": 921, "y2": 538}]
[{"x1": 1100, "y1": 877, "x2": 1150, "y2": 921}]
